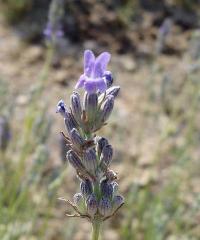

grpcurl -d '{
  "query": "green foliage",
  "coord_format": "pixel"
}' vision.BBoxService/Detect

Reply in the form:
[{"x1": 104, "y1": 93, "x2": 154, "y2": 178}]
[
  {"x1": 1, "y1": 0, "x2": 33, "y2": 23},
  {"x1": 117, "y1": 0, "x2": 140, "y2": 26},
  {"x1": 0, "y1": 101, "x2": 51, "y2": 238},
  {"x1": 0, "y1": 48, "x2": 66, "y2": 239},
  {"x1": 173, "y1": 0, "x2": 199, "y2": 11}
]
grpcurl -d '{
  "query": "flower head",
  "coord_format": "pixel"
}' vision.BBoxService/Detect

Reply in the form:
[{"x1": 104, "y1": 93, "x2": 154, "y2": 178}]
[
  {"x1": 57, "y1": 49, "x2": 124, "y2": 226},
  {"x1": 75, "y1": 50, "x2": 111, "y2": 93},
  {"x1": 44, "y1": 0, "x2": 64, "y2": 46},
  {"x1": 44, "y1": 22, "x2": 64, "y2": 40}
]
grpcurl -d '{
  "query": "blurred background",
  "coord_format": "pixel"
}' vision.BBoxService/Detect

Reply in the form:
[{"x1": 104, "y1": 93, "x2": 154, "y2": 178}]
[{"x1": 0, "y1": 0, "x2": 200, "y2": 239}]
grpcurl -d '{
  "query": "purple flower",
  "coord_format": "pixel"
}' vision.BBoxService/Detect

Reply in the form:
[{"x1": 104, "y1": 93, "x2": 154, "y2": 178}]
[
  {"x1": 44, "y1": 22, "x2": 64, "y2": 40},
  {"x1": 75, "y1": 50, "x2": 111, "y2": 93}
]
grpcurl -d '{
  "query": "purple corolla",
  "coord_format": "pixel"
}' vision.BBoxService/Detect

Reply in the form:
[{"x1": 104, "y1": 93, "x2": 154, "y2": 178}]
[
  {"x1": 44, "y1": 22, "x2": 64, "y2": 40},
  {"x1": 75, "y1": 50, "x2": 111, "y2": 93}
]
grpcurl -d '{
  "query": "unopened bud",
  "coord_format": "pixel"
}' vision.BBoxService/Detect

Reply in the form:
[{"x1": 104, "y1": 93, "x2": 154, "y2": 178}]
[
  {"x1": 86, "y1": 194, "x2": 98, "y2": 217},
  {"x1": 96, "y1": 137, "x2": 109, "y2": 157},
  {"x1": 98, "y1": 197, "x2": 112, "y2": 217},
  {"x1": 83, "y1": 149, "x2": 97, "y2": 175},
  {"x1": 100, "y1": 95, "x2": 114, "y2": 123},
  {"x1": 112, "y1": 195, "x2": 124, "y2": 212},
  {"x1": 70, "y1": 128, "x2": 84, "y2": 149},
  {"x1": 103, "y1": 71, "x2": 113, "y2": 88},
  {"x1": 84, "y1": 93, "x2": 98, "y2": 123},
  {"x1": 106, "y1": 86, "x2": 120, "y2": 98},
  {"x1": 80, "y1": 179, "x2": 93, "y2": 197},
  {"x1": 56, "y1": 100, "x2": 66, "y2": 117},
  {"x1": 100, "y1": 179, "x2": 114, "y2": 200},
  {"x1": 73, "y1": 193, "x2": 85, "y2": 212},
  {"x1": 70, "y1": 92, "x2": 82, "y2": 123},
  {"x1": 64, "y1": 112, "x2": 77, "y2": 134},
  {"x1": 100, "y1": 145, "x2": 113, "y2": 170},
  {"x1": 67, "y1": 150, "x2": 84, "y2": 172}
]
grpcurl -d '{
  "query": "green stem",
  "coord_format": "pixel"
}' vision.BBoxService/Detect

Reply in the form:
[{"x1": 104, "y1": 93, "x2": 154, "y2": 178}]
[{"x1": 91, "y1": 220, "x2": 101, "y2": 240}]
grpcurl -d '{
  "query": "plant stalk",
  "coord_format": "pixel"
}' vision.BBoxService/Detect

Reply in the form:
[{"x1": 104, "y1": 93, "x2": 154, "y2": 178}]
[{"x1": 91, "y1": 220, "x2": 101, "y2": 240}]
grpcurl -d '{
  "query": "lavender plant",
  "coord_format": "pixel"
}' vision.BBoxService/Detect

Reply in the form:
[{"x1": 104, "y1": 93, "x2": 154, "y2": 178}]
[
  {"x1": 43, "y1": 0, "x2": 65, "y2": 67},
  {"x1": 57, "y1": 50, "x2": 124, "y2": 240},
  {"x1": 44, "y1": 0, "x2": 64, "y2": 45}
]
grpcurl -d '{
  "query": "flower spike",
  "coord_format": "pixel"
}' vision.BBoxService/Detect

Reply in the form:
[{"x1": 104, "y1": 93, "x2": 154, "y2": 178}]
[{"x1": 57, "y1": 50, "x2": 124, "y2": 240}]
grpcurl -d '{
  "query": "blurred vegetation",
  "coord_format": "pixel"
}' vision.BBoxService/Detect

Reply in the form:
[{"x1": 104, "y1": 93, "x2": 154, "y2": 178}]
[
  {"x1": 1, "y1": 0, "x2": 33, "y2": 23},
  {"x1": 174, "y1": 0, "x2": 200, "y2": 10},
  {"x1": 0, "y1": 48, "x2": 68, "y2": 239},
  {"x1": 0, "y1": 0, "x2": 200, "y2": 239},
  {"x1": 1, "y1": 0, "x2": 200, "y2": 44}
]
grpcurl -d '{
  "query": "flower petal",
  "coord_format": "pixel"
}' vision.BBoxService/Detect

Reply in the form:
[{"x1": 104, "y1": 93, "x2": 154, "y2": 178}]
[
  {"x1": 84, "y1": 50, "x2": 95, "y2": 76},
  {"x1": 96, "y1": 78, "x2": 107, "y2": 93},
  {"x1": 94, "y1": 52, "x2": 111, "y2": 78},
  {"x1": 75, "y1": 74, "x2": 86, "y2": 89},
  {"x1": 84, "y1": 81, "x2": 97, "y2": 93}
]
